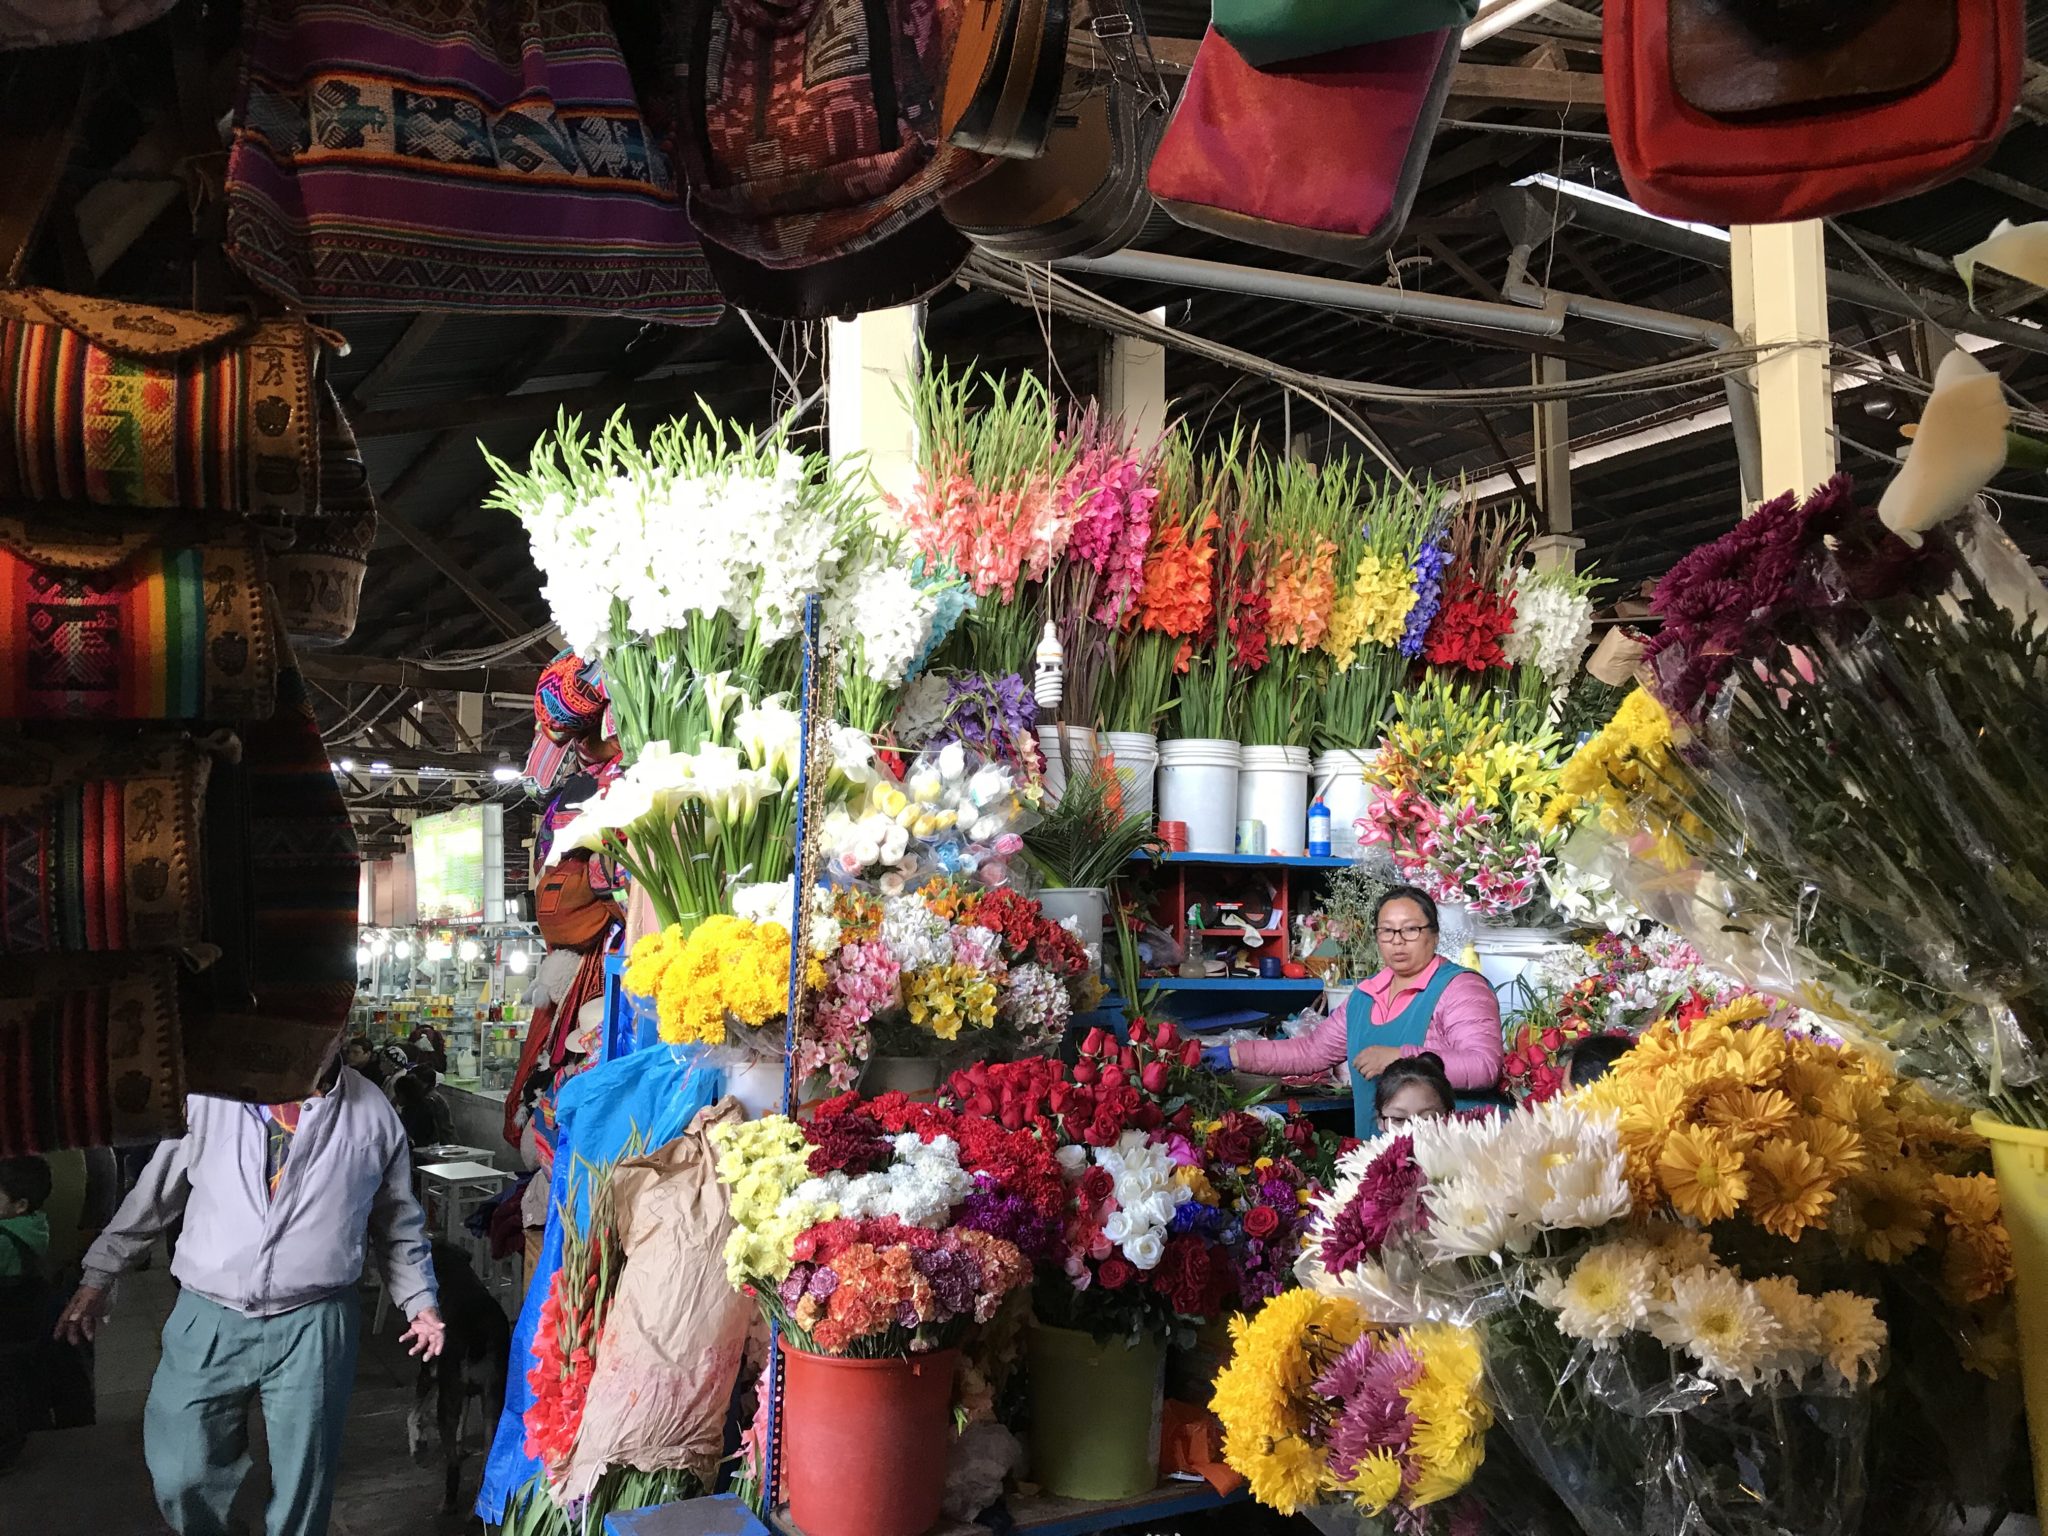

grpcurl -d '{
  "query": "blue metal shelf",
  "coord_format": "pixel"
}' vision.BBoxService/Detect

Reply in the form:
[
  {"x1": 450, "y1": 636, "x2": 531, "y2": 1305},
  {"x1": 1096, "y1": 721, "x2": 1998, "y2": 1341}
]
[
  {"x1": 1134, "y1": 851, "x2": 1351, "y2": 870},
  {"x1": 1144, "y1": 976, "x2": 1328, "y2": 993}
]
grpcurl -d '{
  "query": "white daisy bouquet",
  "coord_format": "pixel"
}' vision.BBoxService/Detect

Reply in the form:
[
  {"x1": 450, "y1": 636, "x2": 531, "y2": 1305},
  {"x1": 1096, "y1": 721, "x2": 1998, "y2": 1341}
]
[{"x1": 1298, "y1": 1098, "x2": 1884, "y2": 1536}]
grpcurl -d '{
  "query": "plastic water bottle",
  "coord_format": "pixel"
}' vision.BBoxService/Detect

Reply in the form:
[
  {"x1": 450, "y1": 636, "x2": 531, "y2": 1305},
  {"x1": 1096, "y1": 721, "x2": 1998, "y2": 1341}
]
[{"x1": 1306, "y1": 798, "x2": 1332, "y2": 858}]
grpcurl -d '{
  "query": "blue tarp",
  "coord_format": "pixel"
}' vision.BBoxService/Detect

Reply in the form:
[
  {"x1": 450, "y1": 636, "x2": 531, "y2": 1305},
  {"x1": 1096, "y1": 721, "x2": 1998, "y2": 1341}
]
[{"x1": 477, "y1": 1045, "x2": 728, "y2": 1523}]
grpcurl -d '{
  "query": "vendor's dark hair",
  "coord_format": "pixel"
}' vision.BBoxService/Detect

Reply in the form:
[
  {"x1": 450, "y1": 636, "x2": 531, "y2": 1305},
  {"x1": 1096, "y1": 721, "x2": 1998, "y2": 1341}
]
[
  {"x1": 1374, "y1": 1052, "x2": 1455, "y2": 1117},
  {"x1": 1564, "y1": 1033, "x2": 1635, "y2": 1089},
  {"x1": 1373, "y1": 885, "x2": 1440, "y2": 931}
]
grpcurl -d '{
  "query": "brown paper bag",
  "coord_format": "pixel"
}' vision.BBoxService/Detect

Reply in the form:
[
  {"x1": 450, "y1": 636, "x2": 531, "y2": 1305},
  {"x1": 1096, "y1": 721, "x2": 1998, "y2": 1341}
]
[{"x1": 560, "y1": 1097, "x2": 753, "y2": 1499}]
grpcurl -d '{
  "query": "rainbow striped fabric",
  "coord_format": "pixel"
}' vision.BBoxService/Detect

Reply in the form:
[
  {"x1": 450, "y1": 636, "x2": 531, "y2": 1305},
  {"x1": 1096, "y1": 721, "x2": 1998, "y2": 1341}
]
[{"x1": 0, "y1": 521, "x2": 275, "y2": 720}]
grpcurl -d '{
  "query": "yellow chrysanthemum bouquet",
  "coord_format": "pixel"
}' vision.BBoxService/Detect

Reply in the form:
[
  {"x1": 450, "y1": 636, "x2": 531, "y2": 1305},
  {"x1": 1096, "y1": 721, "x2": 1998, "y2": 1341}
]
[
  {"x1": 1210, "y1": 1290, "x2": 1492, "y2": 1524},
  {"x1": 623, "y1": 915, "x2": 806, "y2": 1047}
]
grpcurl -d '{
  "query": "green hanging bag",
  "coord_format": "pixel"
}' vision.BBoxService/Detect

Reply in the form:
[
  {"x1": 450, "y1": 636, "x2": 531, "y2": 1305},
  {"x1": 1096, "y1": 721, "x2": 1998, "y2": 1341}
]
[{"x1": 1212, "y1": 0, "x2": 1480, "y2": 68}]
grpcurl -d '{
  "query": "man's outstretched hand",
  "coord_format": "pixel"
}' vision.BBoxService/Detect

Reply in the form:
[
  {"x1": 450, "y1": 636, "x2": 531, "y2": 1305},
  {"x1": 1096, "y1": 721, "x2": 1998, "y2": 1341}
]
[{"x1": 401, "y1": 1306, "x2": 446, "y2": 1361}]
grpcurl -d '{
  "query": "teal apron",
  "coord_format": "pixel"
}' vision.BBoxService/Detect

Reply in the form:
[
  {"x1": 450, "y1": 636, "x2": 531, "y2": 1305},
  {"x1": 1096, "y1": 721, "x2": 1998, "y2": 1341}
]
[{"x1": 1345, "y1": 961, "x2": 1497, "y2": 1139}]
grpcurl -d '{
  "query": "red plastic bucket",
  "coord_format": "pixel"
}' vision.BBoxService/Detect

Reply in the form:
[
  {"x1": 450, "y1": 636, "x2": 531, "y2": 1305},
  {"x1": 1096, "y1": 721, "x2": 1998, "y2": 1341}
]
[{"x1": 780, "y1": 1341, "x2": 958, "y2": 1536}]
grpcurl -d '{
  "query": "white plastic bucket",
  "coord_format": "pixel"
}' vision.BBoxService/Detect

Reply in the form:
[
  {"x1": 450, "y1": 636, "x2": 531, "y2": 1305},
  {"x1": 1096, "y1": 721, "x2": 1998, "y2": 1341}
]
[
  {"x1": 1237, "y1": 746, "x2": 1312, "y2": 857},
  {"x1": 1035, "y1": 887, "x2": 1109, "y2": 957},
  {"x1": 1469, "y1": 924, "x2": 1571, "y2": 1015},
  {"x1": 1156, "y1": 739, "x2": 1241, "y2": 855},
  {"x1": 1102, "y1": 731, "x2": 1160, "y2": 821},
  {"x1": 1312, "y1": 749, "x2": 1378, "y2": 860},
  {"x1": 1037, "y1": 725, "x2": 1098, "y2": 804}
]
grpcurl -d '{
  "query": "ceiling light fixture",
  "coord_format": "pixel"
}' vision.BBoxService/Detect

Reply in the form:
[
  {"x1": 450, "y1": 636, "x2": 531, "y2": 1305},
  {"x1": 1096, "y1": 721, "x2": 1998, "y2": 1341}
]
[
  {"x1": 1464, "y1": 0, "x2": 1560, "y2": 45},
  {"x1": 1515, "y1": 172, "x2": 1733, "y2": 243}
]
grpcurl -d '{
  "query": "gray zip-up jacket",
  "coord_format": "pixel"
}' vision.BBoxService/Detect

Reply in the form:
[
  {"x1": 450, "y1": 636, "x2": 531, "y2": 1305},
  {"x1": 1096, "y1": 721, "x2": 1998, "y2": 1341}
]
[{"x1": 81, "y1": 1067, "x2": 438, "y2": 1320}]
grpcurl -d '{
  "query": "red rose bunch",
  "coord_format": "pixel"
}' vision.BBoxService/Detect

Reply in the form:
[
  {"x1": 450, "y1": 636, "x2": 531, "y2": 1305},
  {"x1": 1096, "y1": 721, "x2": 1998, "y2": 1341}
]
[{"x1": 1422, "y1": 575, "x2": 1515, "y2": 673}]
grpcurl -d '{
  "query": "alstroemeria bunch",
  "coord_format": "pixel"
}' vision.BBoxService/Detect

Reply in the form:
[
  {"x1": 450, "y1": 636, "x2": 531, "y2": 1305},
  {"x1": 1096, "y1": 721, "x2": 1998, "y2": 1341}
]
[
  {"x1": 550, "y1": 685, "x2": 803, "y2": 930},
  {"x1": 1212, "y1": 1289, "x2": 1491, "y2": 1521},
  {"x1": 484, "y1": 410, "x2": 871, "y2": 757}
]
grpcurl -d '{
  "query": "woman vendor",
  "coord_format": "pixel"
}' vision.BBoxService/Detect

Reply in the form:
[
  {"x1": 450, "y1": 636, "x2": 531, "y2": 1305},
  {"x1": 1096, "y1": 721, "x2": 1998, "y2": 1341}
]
[{"x1": 1203, "y1": 886, "x2": 1503, "y2": 1138}]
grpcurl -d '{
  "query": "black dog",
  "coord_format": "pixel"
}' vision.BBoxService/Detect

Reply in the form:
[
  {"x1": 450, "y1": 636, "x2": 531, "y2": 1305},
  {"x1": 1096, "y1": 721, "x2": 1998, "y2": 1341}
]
[{"x1": 409, "y1": 1240, "x2": 513, "y2": 1511}]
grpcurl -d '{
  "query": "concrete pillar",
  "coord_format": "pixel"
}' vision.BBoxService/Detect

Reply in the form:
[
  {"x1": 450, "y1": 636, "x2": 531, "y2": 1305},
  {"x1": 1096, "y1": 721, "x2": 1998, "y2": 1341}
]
[
  {"x1": 1100, "y1": 325, "x2": 1169, "y2": 447},
  {"x1": 828, "y1": 305, "x2": 923, "y2": 512},
  {"x1": 1731, "y1": 220, "x2": 1836, "y2": 503}
]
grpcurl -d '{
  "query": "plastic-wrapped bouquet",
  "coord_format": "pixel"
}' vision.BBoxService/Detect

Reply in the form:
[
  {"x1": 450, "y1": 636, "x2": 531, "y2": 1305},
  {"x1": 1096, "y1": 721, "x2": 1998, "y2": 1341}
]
[
  {"x1": 710, "y1": 1105, "x2": 1039, "y2": 1357},
  {"x1": 1296, "y1": 1089, "x2": 1897, "y2": 1536},
  {"x1": 1211, "y1": 1290, "x2": 1491, "y2": 1522},
  {"x1": 800, "y1": 881, "x2": 1092, "y2": 1087},
  {"x1": 818, "y1": 741, "x2": 1034, "y2": 892}
]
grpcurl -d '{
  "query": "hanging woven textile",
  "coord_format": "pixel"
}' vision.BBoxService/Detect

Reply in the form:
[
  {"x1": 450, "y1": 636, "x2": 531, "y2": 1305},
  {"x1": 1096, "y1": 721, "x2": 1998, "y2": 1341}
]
[{"x1": 224, "y1": 0, "x2": 723, "y2": 325}]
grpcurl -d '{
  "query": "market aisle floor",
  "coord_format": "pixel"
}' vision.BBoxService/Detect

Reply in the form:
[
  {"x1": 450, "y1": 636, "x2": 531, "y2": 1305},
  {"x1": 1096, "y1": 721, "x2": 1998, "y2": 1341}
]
[{"x1": 8, "y1": 1248, "x2": 493, "y2": 1536}]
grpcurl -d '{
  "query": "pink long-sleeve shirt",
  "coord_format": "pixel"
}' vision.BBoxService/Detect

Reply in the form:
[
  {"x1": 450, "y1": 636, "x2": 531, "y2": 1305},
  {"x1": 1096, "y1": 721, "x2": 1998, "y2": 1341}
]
[{"x1": 1230, "y1": 958, "x2": 1504, "y2": 1090}]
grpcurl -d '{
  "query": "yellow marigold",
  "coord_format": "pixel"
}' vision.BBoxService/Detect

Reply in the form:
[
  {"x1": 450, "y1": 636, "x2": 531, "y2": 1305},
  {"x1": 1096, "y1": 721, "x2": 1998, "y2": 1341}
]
[{"x1": 1657, "y1": 1124, "x2": 1751, "y2": 1223}]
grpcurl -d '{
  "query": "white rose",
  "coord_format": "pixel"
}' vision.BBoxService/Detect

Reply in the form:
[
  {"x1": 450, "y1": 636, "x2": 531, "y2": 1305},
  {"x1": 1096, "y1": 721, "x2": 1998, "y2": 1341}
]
[
  {"x1": 1101, "y1": 1210, "x2": 1135, "y2": 1245},
  {"x1": 1124, "y1": 1229, "x2": 1166, "y2": 1271},
  {"x1": 1055, "y1": 1145, "x2": 1088, "y2": 1176}
]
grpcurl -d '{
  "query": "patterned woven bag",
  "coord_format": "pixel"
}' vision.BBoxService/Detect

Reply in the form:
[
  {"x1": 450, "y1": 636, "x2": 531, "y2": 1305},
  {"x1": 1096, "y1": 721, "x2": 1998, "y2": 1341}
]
[
  {"x1": 0, "y1": 511, "x2": 278, "y2": 721},
  {"x1": 0, "y1": 952, "x2": 186, "y2": 1154},
  {"x1": 0, "y1": 288, "x2": 319, "y2": 525},
  {"x1": 676, "y1": 0, "x2": 995, "y2": 269},
  {"x1": 270, "y1": 382, "x2": 377, "y2": 648},
  {"x1": 226, "y1": 0, "x2": 722, "y2": 325},
  {"x1": 0, "y1": 733, "x2": 216, "y2": 955}
]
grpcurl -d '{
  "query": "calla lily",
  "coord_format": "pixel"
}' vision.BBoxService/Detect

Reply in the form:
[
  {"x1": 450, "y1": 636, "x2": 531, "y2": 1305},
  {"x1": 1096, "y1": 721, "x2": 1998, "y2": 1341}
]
[
  {"x1": 1955, "y1": 219, "x2": 2048, "y2": 302},
  {"x1": 700, "y1": 670, "x2": 741, "y2": 742},
  {"x1": 546, "y1": 809, "x2": 605, "y2": 863},
  {"x1": 1878, "y1": 349, "x2": 2009, "y2": 548}
]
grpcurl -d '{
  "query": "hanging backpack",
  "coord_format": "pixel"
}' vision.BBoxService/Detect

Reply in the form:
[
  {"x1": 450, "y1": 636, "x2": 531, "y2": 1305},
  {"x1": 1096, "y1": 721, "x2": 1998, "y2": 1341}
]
[
  {"x1": 941, "y1": 0, "x2": 1172, "y2": 263},
  {"x1": 676, "y1": 0, "x2": 994, "y2": 272},
  {"x1": 1606, "y1": 0, "x2": 2024, "y2": 225},
  {"x1": 1148, "y1": 26, "x2": 1459, "y2": 265}
]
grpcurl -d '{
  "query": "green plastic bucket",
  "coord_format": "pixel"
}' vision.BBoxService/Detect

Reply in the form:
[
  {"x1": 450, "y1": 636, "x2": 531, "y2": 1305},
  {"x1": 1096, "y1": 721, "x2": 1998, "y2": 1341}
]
[{"x1": 1027, "y1": 1324, "x2": 1166, "y2": 1500}]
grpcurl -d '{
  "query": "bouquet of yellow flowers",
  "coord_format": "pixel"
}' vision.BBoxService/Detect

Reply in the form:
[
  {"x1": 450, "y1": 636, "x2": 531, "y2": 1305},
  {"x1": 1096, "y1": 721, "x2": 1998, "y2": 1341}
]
[
  {"x1": 1211, "y1": 1291, "x2": 1492, "y2": 1522},
  {"x1": 623, "y1": 916, "x2": 811, "y2": 1047}
]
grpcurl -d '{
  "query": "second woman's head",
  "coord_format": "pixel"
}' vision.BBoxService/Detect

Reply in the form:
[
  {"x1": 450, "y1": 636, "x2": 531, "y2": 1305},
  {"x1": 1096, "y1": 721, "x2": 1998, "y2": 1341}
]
[
  {"x1": 1375, "y1": 1051, "x2": 1455, "y2": 1129},
  {"x1": 1373, "y1": 885, "x2": 1440, "y2": 978}
]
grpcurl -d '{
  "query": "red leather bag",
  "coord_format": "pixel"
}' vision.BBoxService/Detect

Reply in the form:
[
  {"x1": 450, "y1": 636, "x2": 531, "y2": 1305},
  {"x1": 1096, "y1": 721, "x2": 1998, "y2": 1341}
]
[
  {"x1": 1606, "y1": 0, "x2": 2024, "y2": 225},
  {"x1": 1147, "y1": 26, "x2": 1458, "y2": 264}
]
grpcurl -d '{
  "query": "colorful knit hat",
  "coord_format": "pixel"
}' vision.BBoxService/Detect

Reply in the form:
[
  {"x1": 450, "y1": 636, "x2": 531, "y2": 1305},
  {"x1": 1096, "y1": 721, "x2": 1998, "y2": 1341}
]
[{"x1": 534, "y1": 652, "x2": 608, "y2": 745}]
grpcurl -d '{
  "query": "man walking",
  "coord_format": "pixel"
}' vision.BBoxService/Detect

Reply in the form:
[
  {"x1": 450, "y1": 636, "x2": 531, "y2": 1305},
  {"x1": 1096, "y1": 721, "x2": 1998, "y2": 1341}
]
[{"x1": 56, "y1": 1057, "x2": 444, "y2": 1536}]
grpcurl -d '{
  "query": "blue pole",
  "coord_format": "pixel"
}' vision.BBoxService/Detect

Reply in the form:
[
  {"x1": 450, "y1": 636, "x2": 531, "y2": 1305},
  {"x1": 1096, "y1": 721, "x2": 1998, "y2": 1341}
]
[{"x1": 762, "y1": 589, "x2": 822, "y2": 1518}]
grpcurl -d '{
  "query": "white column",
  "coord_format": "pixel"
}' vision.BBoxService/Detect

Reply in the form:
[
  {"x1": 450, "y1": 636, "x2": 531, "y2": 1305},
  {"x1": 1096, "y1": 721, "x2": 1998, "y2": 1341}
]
[
  {"x1": 1530, "y1": 354, "x2": 1573, "y2": 566},
  {"x1": 1731, "y1": 220, "x2": 1835, "y2": 503},
  {"x1": 828, "y1": 306, "x2": 923, "y2": 512},
  {"x1": 1100, "y1": 327, "x2": 1168, "y2": 447}
]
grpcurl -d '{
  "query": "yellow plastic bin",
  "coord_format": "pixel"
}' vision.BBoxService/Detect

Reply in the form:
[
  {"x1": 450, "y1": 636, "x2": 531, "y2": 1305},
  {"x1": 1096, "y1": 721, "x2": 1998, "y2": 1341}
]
[{"x1": 1974, "y1": 1112, "x2": 2048, "y2": 1513}]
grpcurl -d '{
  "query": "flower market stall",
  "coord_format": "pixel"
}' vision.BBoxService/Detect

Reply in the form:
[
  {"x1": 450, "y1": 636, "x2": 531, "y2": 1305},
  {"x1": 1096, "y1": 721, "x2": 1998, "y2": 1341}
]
[{"x1": 451, "y1": 320, "x2": 2048, "y2": 1536}]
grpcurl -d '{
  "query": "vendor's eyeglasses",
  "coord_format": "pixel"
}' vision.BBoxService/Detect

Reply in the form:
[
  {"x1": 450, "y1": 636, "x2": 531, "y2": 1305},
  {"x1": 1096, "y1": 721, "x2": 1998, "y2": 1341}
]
[{"x1": 1375, "y1": 924, "x2": 1435, "y2": 943}]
